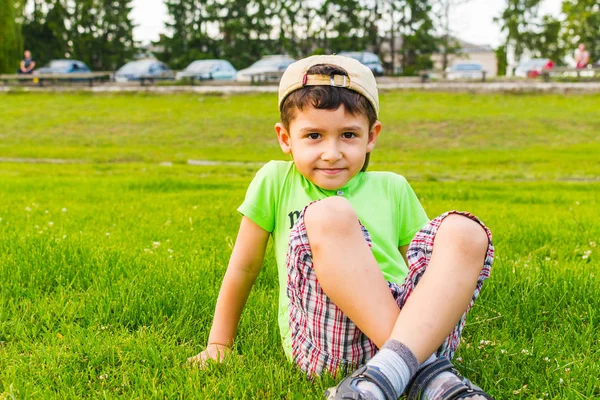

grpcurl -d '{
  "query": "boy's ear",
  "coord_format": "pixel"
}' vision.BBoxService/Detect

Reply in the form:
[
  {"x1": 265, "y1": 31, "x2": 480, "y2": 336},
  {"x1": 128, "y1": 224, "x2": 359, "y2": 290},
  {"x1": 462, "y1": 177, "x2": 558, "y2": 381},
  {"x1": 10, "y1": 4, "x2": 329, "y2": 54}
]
[
  {"x1": 275, "y1": 122, "x2": 292, "y2": 154},
  {"x1": 366, "y1": 120, "x2": 382, "y2": 153}
]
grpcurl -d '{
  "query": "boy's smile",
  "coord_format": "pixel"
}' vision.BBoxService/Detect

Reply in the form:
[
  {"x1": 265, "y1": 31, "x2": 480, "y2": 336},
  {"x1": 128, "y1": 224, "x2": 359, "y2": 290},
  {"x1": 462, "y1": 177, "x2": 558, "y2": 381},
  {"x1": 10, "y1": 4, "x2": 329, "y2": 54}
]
[{"x1": 275, "y1": 105, "x2": 381, "y2": 190}]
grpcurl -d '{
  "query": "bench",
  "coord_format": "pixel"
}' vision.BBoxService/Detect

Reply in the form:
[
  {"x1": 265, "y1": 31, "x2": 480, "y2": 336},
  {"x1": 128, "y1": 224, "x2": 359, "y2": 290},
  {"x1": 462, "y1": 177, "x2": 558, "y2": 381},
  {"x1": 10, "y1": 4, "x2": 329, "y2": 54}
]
[
  {"x1": 247, "y1": 71, "x2": 284, "y2": 85},
  {"x1": 541, "y1": 66, "x2": 600, "y2": 82},
  {"x1": 0, "y1": 72, "x2": 112, "y2": 87},
  {"x1": 419, "y1": 70, "x2": 487, "y2": 83}
]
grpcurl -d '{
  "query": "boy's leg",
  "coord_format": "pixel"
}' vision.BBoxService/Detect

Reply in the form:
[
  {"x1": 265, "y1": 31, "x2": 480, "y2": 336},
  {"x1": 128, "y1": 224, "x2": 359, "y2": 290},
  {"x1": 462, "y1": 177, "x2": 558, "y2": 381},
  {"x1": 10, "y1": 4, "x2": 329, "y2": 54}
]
[
  {"x1": 303, "y1": 197, "x2": 490, "y2": 361},
  {"x1": 295, "y1": 197, "x2": 493, "y2": 398}
]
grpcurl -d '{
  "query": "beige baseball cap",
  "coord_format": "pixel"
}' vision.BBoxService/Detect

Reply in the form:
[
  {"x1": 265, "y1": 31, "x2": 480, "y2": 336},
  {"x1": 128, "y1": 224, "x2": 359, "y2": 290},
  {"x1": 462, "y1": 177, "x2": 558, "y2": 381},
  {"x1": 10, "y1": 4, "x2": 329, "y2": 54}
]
[{"x1": 278, "y1": 55, "x2": 379, "y2": 117}]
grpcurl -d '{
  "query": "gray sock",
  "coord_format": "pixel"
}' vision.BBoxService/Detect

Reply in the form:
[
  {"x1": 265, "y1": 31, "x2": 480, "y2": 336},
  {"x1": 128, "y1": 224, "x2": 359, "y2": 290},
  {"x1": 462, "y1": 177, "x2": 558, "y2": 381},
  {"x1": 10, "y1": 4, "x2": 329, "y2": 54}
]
[{"x1": 356, "y1": 340, "x2": 419, "y2": 400}]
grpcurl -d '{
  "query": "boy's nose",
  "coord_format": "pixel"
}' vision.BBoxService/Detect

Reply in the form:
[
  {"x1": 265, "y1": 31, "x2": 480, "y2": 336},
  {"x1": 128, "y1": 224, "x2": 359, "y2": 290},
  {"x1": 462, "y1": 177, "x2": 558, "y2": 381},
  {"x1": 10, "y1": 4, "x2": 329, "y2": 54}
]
[{"x1": 320, "y1": 143, "x2": 342, "y2": 162}]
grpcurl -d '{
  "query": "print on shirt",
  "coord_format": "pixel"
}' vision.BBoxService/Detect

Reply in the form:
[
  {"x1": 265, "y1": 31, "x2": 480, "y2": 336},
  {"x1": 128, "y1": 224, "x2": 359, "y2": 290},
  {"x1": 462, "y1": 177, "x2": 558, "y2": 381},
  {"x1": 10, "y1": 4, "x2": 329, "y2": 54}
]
[{"x1": 288, "y1": 210, "x2": 301, "y2": 229}]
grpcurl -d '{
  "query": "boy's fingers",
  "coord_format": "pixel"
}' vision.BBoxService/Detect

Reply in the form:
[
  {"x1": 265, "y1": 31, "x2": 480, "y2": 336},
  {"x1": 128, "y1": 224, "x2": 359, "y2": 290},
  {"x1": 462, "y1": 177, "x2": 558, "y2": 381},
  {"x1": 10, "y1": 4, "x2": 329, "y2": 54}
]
[{"x1": 186, "y1": 350, "x2": 242, "y2": 369}]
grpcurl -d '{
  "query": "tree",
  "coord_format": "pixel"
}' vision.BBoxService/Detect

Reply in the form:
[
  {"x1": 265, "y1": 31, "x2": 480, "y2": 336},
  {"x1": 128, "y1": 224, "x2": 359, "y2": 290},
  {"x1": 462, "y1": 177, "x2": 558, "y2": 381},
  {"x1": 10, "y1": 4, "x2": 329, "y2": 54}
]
[
  {"x1": 156, "y1": 0, "x2": 217, "y2": 69},
  {"x1": 394, "y1": 0, "x2": 438, "y2": 74},
  {"x1": 495, "y1": 0, "x2": 543, "y2": 64},
  {"x1": 528, "y1": 15, "x2": 565, "y2": 64},
  {"x1": 434, "y1": 0, "x2": 472, "y2": 74},
  {"x1": 21, "y1": 0, "x2": 69, "y2": 67},
  {"x1": 315, "y1": 0, "x2": 371, "y2": 53},
  {"x1": 71, "y1": 0, "x2": 137, "y2": 70},
  {"x1": 562, "y1": 0, "x2": 600, "y2": 64},
  {"x1": 0, "y1": 0, "x2": 24, "y2": 73}
]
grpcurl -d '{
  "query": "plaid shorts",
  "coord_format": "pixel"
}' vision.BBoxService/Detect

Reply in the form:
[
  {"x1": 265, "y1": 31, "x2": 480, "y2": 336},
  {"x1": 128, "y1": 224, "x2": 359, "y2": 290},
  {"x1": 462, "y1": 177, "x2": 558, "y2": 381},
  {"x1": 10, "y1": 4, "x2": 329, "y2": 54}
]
[{"x1": 286, "y1": 209, "x2": 494, "y2": 378}]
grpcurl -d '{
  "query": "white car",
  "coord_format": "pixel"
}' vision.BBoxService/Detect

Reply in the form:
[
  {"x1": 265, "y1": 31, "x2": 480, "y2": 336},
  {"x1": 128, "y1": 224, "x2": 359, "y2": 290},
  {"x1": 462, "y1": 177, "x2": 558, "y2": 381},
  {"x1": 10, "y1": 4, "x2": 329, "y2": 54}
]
[
  {"x1": 176, "y1": 60, "x2": 237, "y2": 81},
  {"x1": 235, "y1": 55, "x2": 295, "y2": 82},
  {"x1": 446, "y1": 63, "x2": 485, "y2": 80}
]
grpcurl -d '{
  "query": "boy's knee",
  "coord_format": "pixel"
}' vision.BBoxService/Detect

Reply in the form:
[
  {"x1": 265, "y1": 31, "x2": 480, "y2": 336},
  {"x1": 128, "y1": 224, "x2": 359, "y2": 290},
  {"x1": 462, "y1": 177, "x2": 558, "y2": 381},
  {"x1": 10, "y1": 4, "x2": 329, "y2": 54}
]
[
  {"x1": 304, "y1": 197, "x2": 357, "y2": 236},
  {"x1": 437, "y1": 214, "x2": 489, "y2": 260}
]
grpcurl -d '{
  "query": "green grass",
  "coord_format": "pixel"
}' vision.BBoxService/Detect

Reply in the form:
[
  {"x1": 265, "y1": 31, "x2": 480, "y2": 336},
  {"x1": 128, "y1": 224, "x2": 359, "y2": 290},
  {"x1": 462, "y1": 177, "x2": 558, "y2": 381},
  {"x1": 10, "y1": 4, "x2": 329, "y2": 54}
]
[{"x1": 0, "y1": 92, "x2": 599, "y2": 399}]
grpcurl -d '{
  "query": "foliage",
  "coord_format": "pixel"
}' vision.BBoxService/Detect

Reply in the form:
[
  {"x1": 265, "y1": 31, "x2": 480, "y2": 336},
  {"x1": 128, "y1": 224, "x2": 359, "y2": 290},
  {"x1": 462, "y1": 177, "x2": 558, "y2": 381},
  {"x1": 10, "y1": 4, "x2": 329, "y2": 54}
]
[
  {"x1": 0, "y1": 0, "x2": 24, "y2": 73},
  {"x1": 495, "y1": 0, "x2": 543, "y2": 63},
  {"x1": 19, "y1": 0, "x2": 137, "y2": 71},
  {"x1": 495, "y1": 45, "x2": 507, "y2": 76},
  {"x1": 562, "y1": 0, "x2": 600, "y2": 64}
]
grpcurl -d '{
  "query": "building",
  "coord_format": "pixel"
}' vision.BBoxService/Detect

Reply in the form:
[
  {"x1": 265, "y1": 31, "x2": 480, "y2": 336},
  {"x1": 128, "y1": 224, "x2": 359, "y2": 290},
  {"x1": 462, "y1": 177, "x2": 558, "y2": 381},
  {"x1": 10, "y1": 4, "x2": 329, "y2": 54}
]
[{"x1": 432, "y1": 39, "x2": 498, "y2": 77}]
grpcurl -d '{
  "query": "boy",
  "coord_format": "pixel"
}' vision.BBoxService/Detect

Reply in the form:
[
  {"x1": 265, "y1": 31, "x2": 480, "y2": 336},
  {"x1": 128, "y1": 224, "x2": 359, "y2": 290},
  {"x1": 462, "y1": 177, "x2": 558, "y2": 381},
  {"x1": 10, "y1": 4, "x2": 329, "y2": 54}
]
[{"x1": 189, "y1": 55, "x2": 494, "y2": 400}]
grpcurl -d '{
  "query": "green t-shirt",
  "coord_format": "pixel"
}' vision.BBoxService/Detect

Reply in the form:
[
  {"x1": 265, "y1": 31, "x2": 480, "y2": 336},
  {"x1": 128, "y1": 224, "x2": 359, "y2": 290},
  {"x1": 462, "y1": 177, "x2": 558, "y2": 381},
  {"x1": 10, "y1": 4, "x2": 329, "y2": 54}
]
[{"x1": 238, "y1": 160, "x2": 429, "y2": 358}]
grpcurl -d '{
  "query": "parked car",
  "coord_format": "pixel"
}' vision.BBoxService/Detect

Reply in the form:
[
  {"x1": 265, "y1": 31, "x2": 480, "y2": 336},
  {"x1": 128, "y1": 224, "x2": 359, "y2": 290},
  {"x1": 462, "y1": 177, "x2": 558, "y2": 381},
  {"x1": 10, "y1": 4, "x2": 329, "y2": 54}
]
[
  {"x1": 115, "y1": 59, "x2": 174, "y2": 82},
  {"x1": 176, "y1": 59, "x2": 237, "y2": 81},
  {"x1": 514, "y1": 58, "x2": 553, "y2": 78},
  {"x1": 446, "y1": 63, "x2": 485, "y2": 80},
  {"x1": 36, "y1": 59, "x2": 91, "y2": 74},
  {"x1": 235, "y1": 55, "x2": 295, "y2": 82},
  {"x1": 338, "y1": 51, "x2": 384, "y2": 76}
]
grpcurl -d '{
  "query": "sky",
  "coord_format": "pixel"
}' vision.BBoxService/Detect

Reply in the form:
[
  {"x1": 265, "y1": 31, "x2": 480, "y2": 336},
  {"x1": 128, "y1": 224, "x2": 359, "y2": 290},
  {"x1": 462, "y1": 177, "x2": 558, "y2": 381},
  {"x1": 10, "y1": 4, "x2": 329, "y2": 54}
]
[{"x1": 131, "y1": 0, "x2": 563, "y2": 48}]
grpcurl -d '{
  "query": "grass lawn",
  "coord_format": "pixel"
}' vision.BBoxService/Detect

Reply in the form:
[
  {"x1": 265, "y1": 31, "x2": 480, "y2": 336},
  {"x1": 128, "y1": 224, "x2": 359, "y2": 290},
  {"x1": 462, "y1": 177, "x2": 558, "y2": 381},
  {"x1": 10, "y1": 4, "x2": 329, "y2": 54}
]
[{"x1": 0, "y1": 92, "x2": 599, "y2": 399}]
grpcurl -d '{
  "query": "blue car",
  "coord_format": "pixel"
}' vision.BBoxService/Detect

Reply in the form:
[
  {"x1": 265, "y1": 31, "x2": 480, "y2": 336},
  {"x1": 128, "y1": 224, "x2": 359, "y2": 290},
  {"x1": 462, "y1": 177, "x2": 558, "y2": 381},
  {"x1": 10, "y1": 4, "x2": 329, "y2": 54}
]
[
  {"x1": 115, "y1": 59, "x2": 174, "y2": 82},
  {"x1": 338, "y1": 51, "x2": 384, "y2": 76},
  {"x1": 36, "y1": 59, "x2": 91, "y2": 74},
  {"x1": 176, "y1": 59, "x2": 237, "y2": 81}
]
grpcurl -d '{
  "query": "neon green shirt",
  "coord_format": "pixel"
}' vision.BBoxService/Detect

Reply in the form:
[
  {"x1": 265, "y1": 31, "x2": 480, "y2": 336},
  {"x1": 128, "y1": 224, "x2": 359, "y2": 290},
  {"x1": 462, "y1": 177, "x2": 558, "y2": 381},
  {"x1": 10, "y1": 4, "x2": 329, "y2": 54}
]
[{"x1": 238, "y1": 160, "x2": 429, "y2": 358}]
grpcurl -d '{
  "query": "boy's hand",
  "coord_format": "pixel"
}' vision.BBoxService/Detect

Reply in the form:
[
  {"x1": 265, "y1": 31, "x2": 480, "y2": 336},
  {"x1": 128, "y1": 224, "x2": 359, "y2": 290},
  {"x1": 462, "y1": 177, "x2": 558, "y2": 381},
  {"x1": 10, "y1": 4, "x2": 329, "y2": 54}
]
[{"x1": 187, "y1": 343, "x2": 232, "y2": 368}]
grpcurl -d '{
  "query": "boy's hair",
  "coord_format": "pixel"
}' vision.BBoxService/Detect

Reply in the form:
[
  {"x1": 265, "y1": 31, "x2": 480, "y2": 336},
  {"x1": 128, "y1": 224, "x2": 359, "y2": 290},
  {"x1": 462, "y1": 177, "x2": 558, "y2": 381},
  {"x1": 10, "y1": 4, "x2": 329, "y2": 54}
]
[
  {"x1": 280, "y1": 64, "x2": 377, "y2": 131},
  {"x1": 279, "y1": 64, "x2": 378, "y2": 171}
]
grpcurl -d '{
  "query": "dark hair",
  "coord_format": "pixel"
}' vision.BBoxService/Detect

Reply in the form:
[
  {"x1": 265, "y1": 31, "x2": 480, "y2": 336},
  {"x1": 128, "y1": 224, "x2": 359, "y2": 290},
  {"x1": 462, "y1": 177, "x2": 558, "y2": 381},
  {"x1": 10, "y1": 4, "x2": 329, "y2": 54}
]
[{"x1": 279, "y1": 64, "x2": 378, "y2": 171}]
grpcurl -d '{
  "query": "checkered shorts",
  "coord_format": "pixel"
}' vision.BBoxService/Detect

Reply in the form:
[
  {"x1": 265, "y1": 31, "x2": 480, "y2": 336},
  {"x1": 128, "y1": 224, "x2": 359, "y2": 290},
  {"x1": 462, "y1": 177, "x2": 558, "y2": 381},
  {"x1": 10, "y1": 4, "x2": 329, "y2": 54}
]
[{"x1": 286, "y1": 209, "x2": 494, "y2": 378}]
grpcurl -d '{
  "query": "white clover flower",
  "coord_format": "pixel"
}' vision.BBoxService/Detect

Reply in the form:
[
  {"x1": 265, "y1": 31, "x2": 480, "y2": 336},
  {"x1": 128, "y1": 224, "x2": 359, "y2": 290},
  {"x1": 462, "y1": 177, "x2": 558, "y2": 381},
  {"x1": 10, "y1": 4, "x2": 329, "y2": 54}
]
[
  {"x1": 48, "y1": 222, "x2": 53, "y2": 227},
  {"x1": 167, "y1": 249, "x2": 173, "y2": 253},
  {"x1": 590, "y1": 241, "x2": 597, "y2": 247},
  {"x1": 62, "y1": 208, "x2": 67, "y2": 213},
  {"x1": 25, "y1": 206, "x2": 31, "y2": 211},
  {"x1": 152, "y1": 241, "x2": 160, "y2": 248},
  {"x1": 544, "y1": 357, "x2": 550, "y2": 362}
]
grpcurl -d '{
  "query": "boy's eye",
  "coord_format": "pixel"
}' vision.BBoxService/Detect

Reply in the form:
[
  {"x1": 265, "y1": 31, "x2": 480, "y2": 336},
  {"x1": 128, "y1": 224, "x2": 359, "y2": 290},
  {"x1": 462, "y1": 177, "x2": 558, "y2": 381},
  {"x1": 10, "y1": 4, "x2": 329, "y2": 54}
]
[
  {"x1": 342, "y1": 132, "x2": 357, "y2": 139},
  {"x1": 307, "y1": 133, "x2": 321, "y2": 140}
]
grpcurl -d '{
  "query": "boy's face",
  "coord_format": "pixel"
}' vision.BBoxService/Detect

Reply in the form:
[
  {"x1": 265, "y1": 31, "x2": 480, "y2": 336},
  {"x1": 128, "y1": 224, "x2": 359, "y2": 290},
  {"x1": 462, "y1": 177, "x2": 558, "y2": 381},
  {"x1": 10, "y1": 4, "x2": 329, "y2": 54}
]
[{"x1": 275, "y1": 105, "x2": 381, "y2": 190}]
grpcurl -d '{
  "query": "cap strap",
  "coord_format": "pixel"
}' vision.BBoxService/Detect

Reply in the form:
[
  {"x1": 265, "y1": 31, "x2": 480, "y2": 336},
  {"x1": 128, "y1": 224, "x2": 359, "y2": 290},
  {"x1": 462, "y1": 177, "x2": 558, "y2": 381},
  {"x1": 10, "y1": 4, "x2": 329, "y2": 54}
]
[{"x1": 302, "y1": 74, "x2": 350, "y2": 88}]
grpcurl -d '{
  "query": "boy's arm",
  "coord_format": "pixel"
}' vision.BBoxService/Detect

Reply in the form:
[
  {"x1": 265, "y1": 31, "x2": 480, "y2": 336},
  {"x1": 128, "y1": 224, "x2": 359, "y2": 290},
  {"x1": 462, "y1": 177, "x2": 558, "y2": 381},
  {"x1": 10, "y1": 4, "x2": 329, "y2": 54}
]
[{"x1": 189, "y1": 216, "x2": 270, "y2": 366}]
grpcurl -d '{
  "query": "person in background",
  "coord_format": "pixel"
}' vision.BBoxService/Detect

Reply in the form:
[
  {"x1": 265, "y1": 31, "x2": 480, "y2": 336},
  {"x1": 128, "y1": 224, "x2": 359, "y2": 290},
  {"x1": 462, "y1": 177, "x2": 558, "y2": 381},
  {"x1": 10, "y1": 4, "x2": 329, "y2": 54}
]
[
  {"x1": 18, "y1": 50, "x2": 36, "y2": 74},
  {"x1": 574, "y1": 43, "x2": 590, "y2": 69}
]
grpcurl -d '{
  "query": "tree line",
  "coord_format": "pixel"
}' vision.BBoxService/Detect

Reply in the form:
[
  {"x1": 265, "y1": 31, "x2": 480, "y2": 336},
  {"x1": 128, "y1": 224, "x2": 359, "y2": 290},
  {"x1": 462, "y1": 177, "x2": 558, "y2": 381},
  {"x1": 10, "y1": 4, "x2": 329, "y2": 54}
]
[{"x1": 0, "y1": 0, "x2": 598, "y2": 74}]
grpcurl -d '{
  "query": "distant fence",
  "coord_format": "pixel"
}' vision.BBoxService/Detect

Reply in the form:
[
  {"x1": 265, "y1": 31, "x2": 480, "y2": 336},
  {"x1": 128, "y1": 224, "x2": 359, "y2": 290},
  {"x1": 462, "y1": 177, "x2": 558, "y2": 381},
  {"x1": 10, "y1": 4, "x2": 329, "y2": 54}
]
[
  {"x1": 0, "y1": 70, "x2": 285, "y2": 87},
  {"x1": 1, "y1": 72, "x2": 112, "y2": 87}
]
